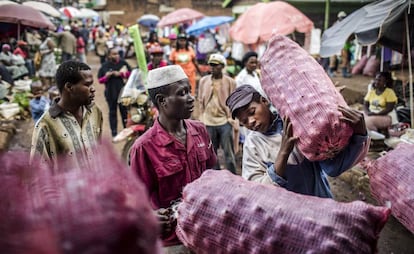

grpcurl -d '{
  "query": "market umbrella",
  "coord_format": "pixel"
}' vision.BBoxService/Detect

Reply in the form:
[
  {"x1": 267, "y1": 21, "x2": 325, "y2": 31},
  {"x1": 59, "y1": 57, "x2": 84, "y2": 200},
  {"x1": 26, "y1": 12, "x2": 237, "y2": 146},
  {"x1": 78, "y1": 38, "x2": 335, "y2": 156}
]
[
  {"x1": 137, "y1": 14, "x2": 160, "y2": 28},
  {"x1": 59, "y1": 6, "x2": 81, "y2": 19},
  {"x1": 157, "y1": 8, "x2": 204, "y2": 28},
  {"x1": 22, "y1": 1, "x2": 61, "y2": 18},
  {"x1": 186, "y1": 16, "x2": 234, "y2": 35},
  {"x1": 230, "y1": 1, "x2": 313, "y2": 44},
  {"x1": 320, "y1": 0, "x2": 414, "y2": 127},
  {"x1": 0, "y1": 4, "x2": 56, "y2": 33},
  {"x1": 0, "y1": 1, "x2": 18, "y2": 6},
  {"x1": 76, "y1": 8, "x2": 99, "y2": 19},
  {"x1": 320, "y1": 0, "x2": 411, "y2": 57}
]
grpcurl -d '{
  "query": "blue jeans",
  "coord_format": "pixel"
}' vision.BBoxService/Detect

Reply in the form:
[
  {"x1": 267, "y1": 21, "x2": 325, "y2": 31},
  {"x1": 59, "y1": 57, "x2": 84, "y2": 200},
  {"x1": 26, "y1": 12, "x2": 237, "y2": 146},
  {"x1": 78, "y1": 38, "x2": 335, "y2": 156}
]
[{"x1": 206, "y1": 123, "x2": 236, "y2": 174}]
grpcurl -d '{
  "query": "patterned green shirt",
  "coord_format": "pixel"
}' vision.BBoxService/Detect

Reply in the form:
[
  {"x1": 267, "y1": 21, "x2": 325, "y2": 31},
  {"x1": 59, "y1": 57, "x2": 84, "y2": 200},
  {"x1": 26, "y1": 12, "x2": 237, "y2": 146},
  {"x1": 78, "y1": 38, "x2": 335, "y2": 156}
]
[{"x1": 30, "y1": 101, "x2": 103, "y2": 173}]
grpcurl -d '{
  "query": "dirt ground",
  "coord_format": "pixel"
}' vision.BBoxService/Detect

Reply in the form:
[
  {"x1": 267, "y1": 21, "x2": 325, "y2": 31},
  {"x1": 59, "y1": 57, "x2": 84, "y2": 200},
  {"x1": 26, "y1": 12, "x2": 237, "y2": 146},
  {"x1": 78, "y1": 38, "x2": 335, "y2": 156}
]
[{"x1": 8, "y1": 53, "x2": 414, "y2": 253}]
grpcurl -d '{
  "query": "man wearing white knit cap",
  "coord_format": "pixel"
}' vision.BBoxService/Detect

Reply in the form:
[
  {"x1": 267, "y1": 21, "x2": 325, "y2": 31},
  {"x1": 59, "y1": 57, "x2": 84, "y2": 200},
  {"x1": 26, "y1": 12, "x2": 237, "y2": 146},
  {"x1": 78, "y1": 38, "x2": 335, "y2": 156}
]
[{"x1": 130, "y1": 65, "x2": 217, "y2": 253}]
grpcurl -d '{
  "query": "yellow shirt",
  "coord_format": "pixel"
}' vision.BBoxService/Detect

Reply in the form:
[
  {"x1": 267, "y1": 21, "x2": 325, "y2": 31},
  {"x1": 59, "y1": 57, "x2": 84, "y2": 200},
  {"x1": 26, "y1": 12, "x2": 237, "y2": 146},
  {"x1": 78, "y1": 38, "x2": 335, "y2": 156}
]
[{"x1": 364, "y1": 88, "x2": 397, "y2": 113}]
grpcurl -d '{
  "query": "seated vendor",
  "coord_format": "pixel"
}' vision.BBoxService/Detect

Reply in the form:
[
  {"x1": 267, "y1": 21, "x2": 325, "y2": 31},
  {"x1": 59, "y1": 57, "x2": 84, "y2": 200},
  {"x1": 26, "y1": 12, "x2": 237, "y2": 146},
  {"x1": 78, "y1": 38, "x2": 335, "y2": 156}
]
[{"x1": 0, "y1": 44, "x2": 29, "y2": 80}]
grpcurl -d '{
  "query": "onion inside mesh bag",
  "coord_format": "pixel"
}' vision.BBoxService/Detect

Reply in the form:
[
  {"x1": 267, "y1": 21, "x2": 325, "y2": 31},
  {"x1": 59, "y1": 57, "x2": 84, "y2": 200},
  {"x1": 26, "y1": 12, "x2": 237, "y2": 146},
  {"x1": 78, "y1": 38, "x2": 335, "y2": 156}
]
[
  {"x1": 366, "y1": 142, "x2": 414, "y2": 234},
  {"x1": 177, "y1": 170, "x2": 390, "y2": 254},
  {"x1": 260, "y1": 35, "x2": 353, "y2": 161},
  {"x1": 0, "y1": 140, "x2": 162, "y2": 254}
]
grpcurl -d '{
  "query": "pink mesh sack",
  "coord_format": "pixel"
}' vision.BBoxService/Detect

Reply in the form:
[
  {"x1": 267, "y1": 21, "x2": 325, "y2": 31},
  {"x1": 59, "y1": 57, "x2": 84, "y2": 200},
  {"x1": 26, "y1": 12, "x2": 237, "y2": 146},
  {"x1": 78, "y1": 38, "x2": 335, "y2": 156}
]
[
  {"x1": 0, "y1": 141, "x2": 162, "y2": 254},
  {"x1": 363, "y1": 55, "x2": 380, "y2": 77},
  {"x1": 352, "y1": 55, "x2": 368, "y2": 75},
  {"x1": 176, "y1": 170, "x2": 390, "y2": 254},
  {"x1": 260, "y1": 35, "x2": 353, "y2": 161},
  {"x1": 365, "y1": 143, "x2": 414, "y2": 234}
]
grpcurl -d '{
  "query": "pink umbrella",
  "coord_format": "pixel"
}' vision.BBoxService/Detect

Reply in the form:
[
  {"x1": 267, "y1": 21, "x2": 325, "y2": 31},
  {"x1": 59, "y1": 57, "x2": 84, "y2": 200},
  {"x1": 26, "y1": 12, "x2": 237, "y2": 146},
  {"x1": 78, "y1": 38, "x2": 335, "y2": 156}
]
[
  {"x1": 0, "y1": 4, "x2": 56, "y2": 37},
  {"x1": 157, "y1": 8, "x2": 204, "y2": 28},
  {"x1": 230, "y1": 1, "x2": 314, "y2": 44}
]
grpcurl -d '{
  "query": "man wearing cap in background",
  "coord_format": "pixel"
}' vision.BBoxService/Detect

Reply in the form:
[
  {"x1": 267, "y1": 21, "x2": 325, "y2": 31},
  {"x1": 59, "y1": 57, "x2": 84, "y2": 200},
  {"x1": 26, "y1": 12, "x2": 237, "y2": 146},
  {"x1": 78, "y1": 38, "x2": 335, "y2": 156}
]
[
  {"x1": 225, "y1": 85, "x2": 369, "y2": 198},
  {"x1": 328, "y1": 11, "x2": 352, "y2": 78},
  {"x1": 50, "y1": 25, "x2": 77, "y2": 62},
  {"x1": 198, "y1": 53, "x2": 238, "y2": 174},
  {"x1": 130, "y1": 65, "x2": 216, "y2": 253}
]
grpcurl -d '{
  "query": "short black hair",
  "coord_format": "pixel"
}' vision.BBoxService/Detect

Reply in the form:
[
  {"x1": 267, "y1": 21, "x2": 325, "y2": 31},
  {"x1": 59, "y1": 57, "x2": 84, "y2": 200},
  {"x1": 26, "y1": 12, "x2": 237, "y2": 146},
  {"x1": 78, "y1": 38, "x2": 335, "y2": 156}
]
[
  {"x1": 148, "y1": 85, "x2": 171, "y2": 109},
  {"x1": 55, "y1": 61, "x2": 91, "y2": 93},
  {"x1": 241, "y1": 51, "x2": 258, "y2": 67}
]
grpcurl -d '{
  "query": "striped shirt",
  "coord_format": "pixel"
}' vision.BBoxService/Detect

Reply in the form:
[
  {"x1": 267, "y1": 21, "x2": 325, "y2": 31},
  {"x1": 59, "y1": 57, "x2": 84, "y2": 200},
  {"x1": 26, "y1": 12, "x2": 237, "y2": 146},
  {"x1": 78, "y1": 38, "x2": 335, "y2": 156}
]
[{"x1": 30, "y1": 101, "x2": 103, "y2": 173}]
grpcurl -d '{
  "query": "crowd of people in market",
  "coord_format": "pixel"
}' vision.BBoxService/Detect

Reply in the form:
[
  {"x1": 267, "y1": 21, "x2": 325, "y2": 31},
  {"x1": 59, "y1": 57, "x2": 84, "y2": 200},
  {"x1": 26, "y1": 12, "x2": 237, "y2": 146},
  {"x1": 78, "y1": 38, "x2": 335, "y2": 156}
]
[{"x1": 1, "y1": 3, "x2": 413, "y2": 252}]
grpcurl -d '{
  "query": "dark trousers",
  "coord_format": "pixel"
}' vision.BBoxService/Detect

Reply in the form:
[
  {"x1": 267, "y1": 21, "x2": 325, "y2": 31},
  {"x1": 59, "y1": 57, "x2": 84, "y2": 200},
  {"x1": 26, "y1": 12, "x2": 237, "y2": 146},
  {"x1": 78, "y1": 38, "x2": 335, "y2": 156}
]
[
  {"x1": 106, "y1": 96, "x2": 127, "y2": 137},
  {"x1": 62, "y1": 52, "x2": 73, "y2": 62},
  {"x1": 206, "y1": 123, "x2": 237, "y2": 174},
  {"x1": 99, "y1": 55, "x2": 106, "y2": 64}
]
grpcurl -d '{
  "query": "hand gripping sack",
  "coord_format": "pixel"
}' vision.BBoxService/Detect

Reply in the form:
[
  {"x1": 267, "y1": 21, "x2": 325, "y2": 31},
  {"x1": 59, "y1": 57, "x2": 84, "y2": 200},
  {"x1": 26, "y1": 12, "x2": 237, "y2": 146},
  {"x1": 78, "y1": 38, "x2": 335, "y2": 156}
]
[
  {"x1": 176, "y1": 170, "x2": 390, "y2": 254},
  {"x1": 366, "y1": 142, "x2": 414, "y2": 234},
  {"x1": 260, "y1": 35, "x2": 353, "y2": 161}
]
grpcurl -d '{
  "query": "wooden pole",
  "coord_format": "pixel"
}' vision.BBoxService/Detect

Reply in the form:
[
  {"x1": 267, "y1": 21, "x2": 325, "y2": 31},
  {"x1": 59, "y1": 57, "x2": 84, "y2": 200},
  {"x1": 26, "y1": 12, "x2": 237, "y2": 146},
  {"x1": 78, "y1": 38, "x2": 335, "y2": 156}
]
[
  {"x1": 405, "y1": 12, "x2": 413, "y2": 127},
  {"x1": 324, "y1": 0, "x2": 330, "y2": 31}
]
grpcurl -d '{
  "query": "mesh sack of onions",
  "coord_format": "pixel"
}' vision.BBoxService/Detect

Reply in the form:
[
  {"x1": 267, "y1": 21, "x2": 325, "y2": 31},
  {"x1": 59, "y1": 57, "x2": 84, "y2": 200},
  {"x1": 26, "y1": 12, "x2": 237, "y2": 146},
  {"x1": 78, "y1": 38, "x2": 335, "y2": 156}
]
[
  {"x1": 176, "y1": 170, "x2": 390, "y2": 254},
  {"x1": 260, "y1": 35, "x2": 353, "y2": 161},
  {"x1": 365, "y1": 142, "x2": 414, "y2": 234},
  {"x1": 0, "y1": 141, "x2": 162, "y2": 254}
]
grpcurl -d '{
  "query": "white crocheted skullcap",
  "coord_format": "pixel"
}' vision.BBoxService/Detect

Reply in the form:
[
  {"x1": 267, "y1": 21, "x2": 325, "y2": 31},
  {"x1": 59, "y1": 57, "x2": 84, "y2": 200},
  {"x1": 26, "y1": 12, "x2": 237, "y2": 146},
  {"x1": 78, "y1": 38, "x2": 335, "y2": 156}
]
[{"x1": 146, "y1": 65, "x2": 188, "y2": 90}]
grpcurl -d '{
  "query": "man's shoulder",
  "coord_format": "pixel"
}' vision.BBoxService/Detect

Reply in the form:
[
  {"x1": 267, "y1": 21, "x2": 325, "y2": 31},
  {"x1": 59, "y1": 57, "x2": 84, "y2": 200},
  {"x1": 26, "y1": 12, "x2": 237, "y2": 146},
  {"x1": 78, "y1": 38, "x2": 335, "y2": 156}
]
[
  {"x1": 244, "y1": 131, "x2": 277, "y2": 147},
  {"x1": 186, "y1": 119, "x2": 208, "y2": 132},
  {"x1": 199, "y1": 74, "x2": 212, "y2": 85},
  {"x1": 34, "y1": 110, "x2": 55, "y2": 129},
  {"x1": 132, "y1": 127, "x2": 158, "y2": 148}
]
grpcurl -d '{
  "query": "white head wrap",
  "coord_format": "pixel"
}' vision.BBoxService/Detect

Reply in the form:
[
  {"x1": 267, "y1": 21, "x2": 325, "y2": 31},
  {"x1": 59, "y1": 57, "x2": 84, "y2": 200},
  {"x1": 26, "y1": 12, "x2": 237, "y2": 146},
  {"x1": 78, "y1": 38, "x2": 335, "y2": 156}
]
[{"x1": 146, "y1": 65, "x2": 188, "y2": 89}]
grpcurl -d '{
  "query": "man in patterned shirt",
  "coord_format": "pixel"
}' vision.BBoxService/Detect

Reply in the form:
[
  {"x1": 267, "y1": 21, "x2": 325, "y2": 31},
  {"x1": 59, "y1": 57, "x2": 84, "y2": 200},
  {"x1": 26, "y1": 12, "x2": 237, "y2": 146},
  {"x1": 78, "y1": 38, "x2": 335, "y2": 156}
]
[{"x1": 30, "y1": 61, "x2": 103, "y2": 172}]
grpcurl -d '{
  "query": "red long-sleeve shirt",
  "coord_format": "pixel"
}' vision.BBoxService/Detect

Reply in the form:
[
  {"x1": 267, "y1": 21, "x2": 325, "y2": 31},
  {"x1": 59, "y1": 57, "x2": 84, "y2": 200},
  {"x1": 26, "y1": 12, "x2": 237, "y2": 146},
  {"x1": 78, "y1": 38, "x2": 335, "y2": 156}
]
[{"x1": 130, "y1": 118, "x2": 217, "y2": 246}]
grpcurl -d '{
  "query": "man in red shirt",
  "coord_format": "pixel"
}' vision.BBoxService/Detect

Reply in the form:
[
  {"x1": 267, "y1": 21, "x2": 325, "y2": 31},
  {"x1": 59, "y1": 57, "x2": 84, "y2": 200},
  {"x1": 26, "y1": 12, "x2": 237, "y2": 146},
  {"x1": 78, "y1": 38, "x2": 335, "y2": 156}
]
[{"x1": 130, "y1": 65, "x2": 216, "y2": 253}]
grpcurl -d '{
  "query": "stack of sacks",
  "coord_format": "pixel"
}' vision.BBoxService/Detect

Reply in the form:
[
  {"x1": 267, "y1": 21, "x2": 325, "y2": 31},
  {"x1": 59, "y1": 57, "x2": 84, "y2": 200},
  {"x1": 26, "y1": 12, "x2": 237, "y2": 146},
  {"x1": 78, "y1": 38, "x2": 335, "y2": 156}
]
[
  {"x1": 0, "y1": 141, "x2": 162, "y2": 254},
  {"x1": 260, "y1": 35, "x2": 353, "y2": 161},
  {"x1": 176, "y1": 170, "x2": 390, "y2": 254},
  {"x1": 366, "y1": 142, "x2": 414, "y2": 234}
]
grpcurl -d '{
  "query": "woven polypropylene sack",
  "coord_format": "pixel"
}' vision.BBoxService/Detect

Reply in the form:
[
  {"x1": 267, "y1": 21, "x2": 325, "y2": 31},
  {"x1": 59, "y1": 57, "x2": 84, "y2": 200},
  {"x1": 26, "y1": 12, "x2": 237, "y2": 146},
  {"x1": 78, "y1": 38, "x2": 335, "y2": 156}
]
[
  {"x1": 0, "y1": 141, "x2": 162, "y2": 254},
  {"x1": 362, "y1": 55, "x2": 380, "y2": 77},
  {"x1": 352, "y1": 55, "x2": 368, "y2": 75},
  {"x1": 176, "y1": 170, "x2": 390, "y2": 254},
  {"x1": 260, "y1": 35, "x2": 353, "y2": 161},
  {"x1": 366, "y1": 142, "x2": 414, "y2": 234}
]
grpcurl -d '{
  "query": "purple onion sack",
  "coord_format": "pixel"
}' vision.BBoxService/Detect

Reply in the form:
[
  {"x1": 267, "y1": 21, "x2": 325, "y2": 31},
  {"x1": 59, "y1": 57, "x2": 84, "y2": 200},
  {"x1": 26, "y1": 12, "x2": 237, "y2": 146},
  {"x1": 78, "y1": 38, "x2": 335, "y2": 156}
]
[
  {"x1": 176, "y1": 170, "x2": 390, "y2": 254},
  {"x1": 0, "y1": 141, "x2": 162, "y2": 254},
  {"x1": 366, "y1": 142, "x2": 414, "y2": 234},
  {"x1": 260, "y1": 35, "x2": 353, "y2": 161}
]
